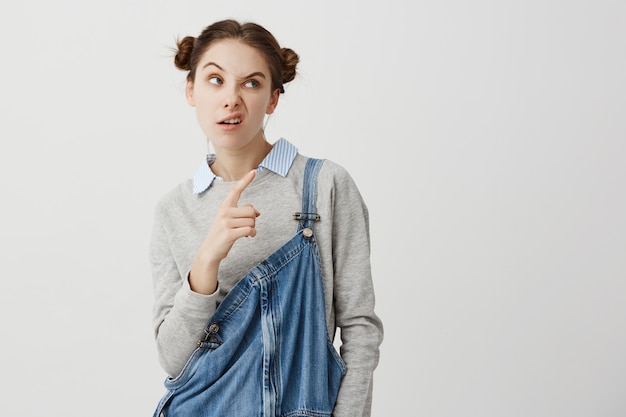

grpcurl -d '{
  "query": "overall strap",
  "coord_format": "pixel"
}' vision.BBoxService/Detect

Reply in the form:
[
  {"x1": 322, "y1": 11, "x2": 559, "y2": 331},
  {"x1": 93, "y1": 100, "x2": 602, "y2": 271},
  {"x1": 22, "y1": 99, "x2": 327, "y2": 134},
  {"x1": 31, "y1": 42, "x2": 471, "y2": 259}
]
[{"x1": 294, "y1": 158, "x2": 325, "y2": 234}]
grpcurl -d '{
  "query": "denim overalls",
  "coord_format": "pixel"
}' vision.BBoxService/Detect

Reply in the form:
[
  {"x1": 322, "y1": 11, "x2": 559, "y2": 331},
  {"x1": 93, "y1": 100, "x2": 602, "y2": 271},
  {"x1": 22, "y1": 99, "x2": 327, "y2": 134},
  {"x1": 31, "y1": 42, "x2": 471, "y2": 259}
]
[{"x1": 153, "y1": 158, "x2": 346, "y2": 417}]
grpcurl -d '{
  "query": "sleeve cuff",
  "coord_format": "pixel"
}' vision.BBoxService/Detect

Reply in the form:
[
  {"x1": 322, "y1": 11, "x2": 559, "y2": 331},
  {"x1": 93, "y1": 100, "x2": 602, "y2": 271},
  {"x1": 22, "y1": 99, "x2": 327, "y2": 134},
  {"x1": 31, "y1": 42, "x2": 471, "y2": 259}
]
[{"x1": 172, "y1": 271, "x2": 220, "y2": 320}]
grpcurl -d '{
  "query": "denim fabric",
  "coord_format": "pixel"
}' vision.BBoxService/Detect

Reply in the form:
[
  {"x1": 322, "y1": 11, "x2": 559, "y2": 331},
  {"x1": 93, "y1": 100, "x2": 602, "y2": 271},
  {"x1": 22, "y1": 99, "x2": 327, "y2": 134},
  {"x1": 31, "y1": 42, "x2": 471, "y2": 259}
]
[{"x1": 154, "y1": 158, "x2": 346, "y2": 417}]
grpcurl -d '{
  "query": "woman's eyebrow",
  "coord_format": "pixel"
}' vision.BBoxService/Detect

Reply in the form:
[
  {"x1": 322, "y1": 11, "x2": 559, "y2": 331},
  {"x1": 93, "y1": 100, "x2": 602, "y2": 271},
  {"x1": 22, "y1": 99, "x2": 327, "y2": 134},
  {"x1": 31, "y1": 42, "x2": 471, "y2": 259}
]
[
  {"x1": 243, "y1": 71, "x2": 266, "y2": 79},
  {"x1": 202, "y1": 61, "x2": 224, "y2": 71}
]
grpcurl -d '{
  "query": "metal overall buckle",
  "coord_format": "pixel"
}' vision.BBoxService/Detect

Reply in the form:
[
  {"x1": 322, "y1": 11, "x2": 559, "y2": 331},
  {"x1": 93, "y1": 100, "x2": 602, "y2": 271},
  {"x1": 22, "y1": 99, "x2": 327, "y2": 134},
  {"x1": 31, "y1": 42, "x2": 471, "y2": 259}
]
[
  {"x1": 197, "y1": 322, "x2": 223, "y2": 348},
  {"x1": 293, "y1": 212, "x2": 320, "y2": 239}
]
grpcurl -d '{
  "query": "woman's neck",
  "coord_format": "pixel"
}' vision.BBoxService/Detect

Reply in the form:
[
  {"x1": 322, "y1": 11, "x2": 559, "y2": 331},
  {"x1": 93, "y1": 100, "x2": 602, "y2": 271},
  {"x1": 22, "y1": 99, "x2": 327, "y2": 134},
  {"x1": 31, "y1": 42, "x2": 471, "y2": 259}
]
[{"x1": 211, "y1": 134, "x2": 273, "y2": 182}]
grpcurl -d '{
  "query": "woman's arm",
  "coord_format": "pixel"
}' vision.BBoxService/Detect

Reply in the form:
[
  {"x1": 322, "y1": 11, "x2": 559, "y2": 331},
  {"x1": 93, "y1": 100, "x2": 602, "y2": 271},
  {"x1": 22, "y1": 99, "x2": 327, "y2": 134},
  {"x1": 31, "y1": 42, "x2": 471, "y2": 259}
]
[
  {"x1": 322, "y1": 164, "x2": 384, "y2": 417},
  {"x1": 150, "y1": 172, "x2": 261, "y2": 377},
  {"x1": 150, "y1": 203, "x2": 220, "y2": 377}
]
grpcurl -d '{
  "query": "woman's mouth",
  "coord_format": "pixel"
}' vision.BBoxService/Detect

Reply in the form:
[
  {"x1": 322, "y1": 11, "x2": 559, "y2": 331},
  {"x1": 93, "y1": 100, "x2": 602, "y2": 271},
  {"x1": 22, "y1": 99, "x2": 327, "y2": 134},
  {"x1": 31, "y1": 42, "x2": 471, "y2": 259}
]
[{"x1": 219, "y1": 118, "x2": 241, "y2": 125}]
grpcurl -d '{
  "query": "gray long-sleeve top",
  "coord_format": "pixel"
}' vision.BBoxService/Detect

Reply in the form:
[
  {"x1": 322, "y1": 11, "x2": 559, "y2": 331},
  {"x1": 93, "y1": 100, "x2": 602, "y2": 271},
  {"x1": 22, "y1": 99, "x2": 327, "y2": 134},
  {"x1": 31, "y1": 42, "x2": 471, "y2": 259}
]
[{"x1": 150, "y1": 154, "x2": 383, "y2": 417}]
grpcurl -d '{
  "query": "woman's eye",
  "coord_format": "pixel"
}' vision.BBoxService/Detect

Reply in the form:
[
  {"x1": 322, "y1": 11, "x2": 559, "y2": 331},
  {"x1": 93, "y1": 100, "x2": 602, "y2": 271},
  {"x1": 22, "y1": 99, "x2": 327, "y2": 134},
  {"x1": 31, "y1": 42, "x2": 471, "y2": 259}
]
[
  {"x1": 208, "y1": 76, "x2": 222, "y2": 85},
  {"x1": 244, "y1": 80, "x2": 259, "y2": 88}
]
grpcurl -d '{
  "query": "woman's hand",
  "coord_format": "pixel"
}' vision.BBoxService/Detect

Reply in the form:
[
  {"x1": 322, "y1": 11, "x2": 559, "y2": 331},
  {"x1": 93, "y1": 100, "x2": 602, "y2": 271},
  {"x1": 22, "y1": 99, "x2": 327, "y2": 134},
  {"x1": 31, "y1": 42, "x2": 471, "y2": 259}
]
[{"x1": 189, "y1": 170, "x2": 259, "y2": 295}]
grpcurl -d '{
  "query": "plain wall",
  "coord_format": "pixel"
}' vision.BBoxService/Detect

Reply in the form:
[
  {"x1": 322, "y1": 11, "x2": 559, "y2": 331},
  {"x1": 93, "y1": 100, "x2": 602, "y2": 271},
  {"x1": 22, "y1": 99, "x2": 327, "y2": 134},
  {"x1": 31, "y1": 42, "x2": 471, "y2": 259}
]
[{"x1": 1, "y1": 0, "x2": 625, "y2": 416}]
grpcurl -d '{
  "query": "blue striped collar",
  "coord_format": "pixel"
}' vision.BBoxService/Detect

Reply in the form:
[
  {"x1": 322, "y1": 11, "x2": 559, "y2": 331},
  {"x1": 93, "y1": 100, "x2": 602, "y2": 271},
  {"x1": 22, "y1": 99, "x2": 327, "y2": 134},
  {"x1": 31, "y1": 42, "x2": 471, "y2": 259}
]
[{"x1": 192, "y1": 138, "x2": 298, "y2": 194}]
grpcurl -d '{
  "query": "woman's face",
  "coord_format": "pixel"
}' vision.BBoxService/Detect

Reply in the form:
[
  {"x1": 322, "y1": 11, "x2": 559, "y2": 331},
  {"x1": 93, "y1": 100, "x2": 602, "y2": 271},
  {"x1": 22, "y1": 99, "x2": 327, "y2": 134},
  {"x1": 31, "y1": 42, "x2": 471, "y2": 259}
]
[{"x1": 186, "y1": 39, "x2": 279, "y2": 153}]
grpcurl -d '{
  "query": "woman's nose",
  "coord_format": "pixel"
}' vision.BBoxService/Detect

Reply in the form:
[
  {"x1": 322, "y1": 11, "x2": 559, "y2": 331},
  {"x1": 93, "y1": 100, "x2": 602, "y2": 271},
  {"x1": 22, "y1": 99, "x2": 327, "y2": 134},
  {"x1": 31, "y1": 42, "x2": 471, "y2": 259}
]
[{"x1": 223, "y1": 86, "x2": 241, "y2": 108}]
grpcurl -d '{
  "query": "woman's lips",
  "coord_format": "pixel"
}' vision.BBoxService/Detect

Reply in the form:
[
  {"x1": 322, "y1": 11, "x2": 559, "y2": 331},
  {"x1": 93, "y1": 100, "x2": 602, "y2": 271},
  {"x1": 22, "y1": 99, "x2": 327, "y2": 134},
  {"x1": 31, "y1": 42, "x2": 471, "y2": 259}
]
[
  {"x1": 217, "y1": 113, "x2": 244, "y2": 131},
  {"x1": 218, "y1": 122, "x2": 242, "y2": 131}
]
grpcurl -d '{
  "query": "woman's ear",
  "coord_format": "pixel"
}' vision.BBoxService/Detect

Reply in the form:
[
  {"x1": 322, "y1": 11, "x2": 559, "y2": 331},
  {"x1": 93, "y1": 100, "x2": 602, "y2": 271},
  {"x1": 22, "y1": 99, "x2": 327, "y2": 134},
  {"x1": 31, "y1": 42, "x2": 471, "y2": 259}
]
[
  {"x1": 266, "y1": 89, "x2": 280, "y2": 114},
  {"x1": 186, "y1": 80, "x2": 195, "y2": 106}
]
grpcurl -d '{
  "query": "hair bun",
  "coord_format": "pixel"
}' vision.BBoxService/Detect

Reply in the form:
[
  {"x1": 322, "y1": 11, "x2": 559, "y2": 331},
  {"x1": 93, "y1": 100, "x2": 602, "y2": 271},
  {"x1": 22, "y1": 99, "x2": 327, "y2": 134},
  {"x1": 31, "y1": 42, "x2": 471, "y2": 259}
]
[
  {"x1": 281, "y1": 47, "x2": 299, "y2": 85},
  {"x1": 174, "y1": 36, "x2": 196, "y2": 71}
]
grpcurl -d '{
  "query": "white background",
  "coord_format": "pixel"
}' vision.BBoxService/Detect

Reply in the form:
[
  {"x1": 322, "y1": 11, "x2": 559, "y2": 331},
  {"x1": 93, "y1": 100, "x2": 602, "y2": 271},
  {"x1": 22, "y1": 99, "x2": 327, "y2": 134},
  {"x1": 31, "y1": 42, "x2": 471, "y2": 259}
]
[{"x1": 1, "y1": 1, "x2": 625, "y2": 416}]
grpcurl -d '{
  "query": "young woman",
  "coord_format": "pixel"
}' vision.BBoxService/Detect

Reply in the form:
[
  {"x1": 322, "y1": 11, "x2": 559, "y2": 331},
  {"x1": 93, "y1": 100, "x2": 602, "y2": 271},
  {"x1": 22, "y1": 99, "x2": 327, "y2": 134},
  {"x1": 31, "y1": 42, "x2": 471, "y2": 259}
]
[{"x1": 150, "y1": 19, "x2": 383, "y2": 417}]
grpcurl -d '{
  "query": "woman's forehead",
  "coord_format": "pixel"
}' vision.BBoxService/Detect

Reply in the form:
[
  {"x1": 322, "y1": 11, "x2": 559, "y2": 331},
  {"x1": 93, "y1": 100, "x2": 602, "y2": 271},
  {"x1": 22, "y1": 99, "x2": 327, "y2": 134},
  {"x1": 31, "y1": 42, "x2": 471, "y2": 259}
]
[{"x1": 198, "y1": 39, "x2": 270, "y2": 76}]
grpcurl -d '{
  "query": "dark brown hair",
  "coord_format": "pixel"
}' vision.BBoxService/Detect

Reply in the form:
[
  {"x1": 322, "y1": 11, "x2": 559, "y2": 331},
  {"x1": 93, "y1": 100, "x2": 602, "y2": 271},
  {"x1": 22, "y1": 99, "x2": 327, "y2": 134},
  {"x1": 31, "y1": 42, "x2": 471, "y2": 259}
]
[{"x1": 174, "y1": 19, "x2": 299, "y2": 94}]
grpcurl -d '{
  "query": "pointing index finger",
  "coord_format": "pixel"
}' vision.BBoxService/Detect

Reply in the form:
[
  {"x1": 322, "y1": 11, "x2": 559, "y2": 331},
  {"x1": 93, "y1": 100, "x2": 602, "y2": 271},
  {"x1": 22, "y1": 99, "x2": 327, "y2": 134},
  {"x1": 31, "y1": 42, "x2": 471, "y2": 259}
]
[{"x1": 224, "y1": 170, "x2": 256, "y2": 207}]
